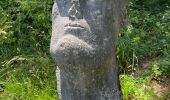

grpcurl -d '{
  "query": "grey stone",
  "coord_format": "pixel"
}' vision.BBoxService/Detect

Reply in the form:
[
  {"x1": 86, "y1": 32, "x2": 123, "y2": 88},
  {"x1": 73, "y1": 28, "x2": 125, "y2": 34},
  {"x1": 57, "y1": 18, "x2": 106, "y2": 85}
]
[{"x1": 50, "y1": 0, "x2": 127, "y2": 100}]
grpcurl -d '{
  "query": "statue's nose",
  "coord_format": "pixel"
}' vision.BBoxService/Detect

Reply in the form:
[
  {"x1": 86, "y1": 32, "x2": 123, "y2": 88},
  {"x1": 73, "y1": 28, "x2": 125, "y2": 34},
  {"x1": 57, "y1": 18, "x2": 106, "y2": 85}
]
[{"x1": 68, "y1": 0, "x2": 83, "y2": 20}]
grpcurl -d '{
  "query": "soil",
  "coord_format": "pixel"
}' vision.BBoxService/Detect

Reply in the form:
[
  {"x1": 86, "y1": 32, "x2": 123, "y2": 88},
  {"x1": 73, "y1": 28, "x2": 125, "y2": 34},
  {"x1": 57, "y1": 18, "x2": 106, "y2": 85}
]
[
  {"x1": 150, "y1": 76, "x2": 170, "y2": 99},
  {"x1": 138, "y1": 56, "x2": 170, "y2": 100}
]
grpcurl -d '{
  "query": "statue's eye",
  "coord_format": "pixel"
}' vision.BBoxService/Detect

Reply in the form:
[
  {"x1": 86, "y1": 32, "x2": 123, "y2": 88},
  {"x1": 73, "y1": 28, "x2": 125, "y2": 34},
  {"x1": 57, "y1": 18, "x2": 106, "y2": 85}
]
[{"x1": 56, "y1": 0, "x2": 72, "y2": 16}]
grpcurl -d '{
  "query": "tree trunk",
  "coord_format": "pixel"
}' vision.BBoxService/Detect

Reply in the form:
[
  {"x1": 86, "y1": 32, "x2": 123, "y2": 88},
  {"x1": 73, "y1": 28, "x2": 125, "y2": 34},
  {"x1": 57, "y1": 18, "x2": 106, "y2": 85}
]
[{"x1": 50, "y1": 0, "x2": 127, "y2": 100}]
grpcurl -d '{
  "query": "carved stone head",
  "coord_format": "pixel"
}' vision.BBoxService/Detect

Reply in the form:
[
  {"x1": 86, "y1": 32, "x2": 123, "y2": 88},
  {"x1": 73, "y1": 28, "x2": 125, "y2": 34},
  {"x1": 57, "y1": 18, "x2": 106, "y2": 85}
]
[
  {"x1": 51, "y1": 0, "x2": 127, "y2": 62},
  {"x1": 50, "y1": 0, "x2": 127, "y2": 100}
]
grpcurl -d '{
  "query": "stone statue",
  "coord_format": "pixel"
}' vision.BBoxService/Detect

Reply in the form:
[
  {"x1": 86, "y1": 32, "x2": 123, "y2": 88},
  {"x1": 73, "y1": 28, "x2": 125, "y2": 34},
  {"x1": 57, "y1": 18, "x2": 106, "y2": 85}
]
[{"x1": 50, "y1": 0, "x2": 127, "y2": 100}]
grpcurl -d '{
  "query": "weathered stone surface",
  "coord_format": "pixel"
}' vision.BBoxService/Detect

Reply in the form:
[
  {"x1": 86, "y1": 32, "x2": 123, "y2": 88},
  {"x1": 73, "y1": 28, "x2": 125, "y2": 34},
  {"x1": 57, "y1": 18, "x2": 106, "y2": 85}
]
[{"x1": 50, "y1": 0, "x2": 127, "y2": 100}]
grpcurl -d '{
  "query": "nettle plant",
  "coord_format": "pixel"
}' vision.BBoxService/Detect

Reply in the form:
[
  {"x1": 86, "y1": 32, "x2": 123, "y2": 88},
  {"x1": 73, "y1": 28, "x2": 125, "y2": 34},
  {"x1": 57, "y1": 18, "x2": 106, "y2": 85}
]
[{"x1": 152, "y1": 63, "x2": 162, "y2": 80}]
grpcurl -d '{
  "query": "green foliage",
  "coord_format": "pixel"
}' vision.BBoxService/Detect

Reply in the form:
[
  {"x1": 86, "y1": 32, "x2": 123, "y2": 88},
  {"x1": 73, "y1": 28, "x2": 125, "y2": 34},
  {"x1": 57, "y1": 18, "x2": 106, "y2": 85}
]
[
  {"x1": 0, "y1": 0, "x2": 56, "y2": 99},
  {"x1": 0, "y1": 55, "x2": 57, "y2": 100},
  {"x1": 0, "y1": 0, "x2": 53, "y2": 59},
  {"x1": 150, "y1": 55, "x2": 170, "y2": 77},
  {"x1": 0, "y1": 5, "x2": 15, "y2": 45},
  {"x1": 152, "y1": 63, "x2": 162, "y2": 79},
  {"x1": 120, "y1": 75, "x2": 155, "y2": 100},
  {"x1": 121, "y1": 55, "x2": 170, "y2": 100},
  {"x1": 117, "y1": 0, "x2": 170, "y2": 69},
  {"x1": 118, "y1": 1, "x2": 170, "y2": 99},
  {"x1": 117, "y1": 25, "x2": 139, "y2": 70},
  {"x1": 1, "y1": 77, "x2": 56, "y2": 100}
]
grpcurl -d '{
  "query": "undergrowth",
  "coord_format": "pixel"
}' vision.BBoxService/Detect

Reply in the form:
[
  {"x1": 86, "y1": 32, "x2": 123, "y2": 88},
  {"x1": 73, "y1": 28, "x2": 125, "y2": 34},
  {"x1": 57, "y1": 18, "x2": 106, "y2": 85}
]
[
  {"x1": 0, "y1": 56, "x2": 58, "y2": 100},
  {"x1": 120, "y1": 55, "x2": 170, "y2": 100},
  {"x1": 120, "y1": 75, "x2": 155, "y2": 100}
]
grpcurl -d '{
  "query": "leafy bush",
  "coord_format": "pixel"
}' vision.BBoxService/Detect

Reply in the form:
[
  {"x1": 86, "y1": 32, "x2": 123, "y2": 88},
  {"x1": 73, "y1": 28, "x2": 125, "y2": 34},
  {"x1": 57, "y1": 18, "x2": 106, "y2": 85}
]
[
  {"x1": 120, "y1": 75, "x2": 155, "y2": 100},
  {"x1": 150, "y1": 55, "x2": 170, "y2": 77},
  {"x1": 152, "y1": 63, "x2": 162, "y2": 79},
  {"x1": 117, "y1": 0, "x2": 170, "y2": 70},
  {"x1": 0, "y1": 0, "x2": 53, "y2": 60}
]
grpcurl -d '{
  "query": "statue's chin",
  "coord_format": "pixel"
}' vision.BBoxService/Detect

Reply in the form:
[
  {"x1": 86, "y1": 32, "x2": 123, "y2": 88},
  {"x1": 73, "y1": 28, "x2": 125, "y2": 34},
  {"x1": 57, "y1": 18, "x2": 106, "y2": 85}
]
[{"x1": 54, "y1": 34, "x2": 94, "y2": 64}]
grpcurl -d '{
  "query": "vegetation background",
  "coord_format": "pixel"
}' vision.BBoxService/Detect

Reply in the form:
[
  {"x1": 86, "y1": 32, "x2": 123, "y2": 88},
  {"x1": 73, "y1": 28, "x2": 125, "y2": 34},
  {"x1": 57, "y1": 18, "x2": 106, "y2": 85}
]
[{"x1": 0, "y1": 0, "x2": 169, "y2": 100}]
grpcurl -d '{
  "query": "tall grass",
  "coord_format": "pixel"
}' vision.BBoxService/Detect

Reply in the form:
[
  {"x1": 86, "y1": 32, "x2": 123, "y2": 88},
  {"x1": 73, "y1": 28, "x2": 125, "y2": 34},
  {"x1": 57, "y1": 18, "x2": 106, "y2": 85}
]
[
  {"x1": 120, "y1": 74, "x2": 155, "y2": 100},
  {"x1": 0, "y1": 55, "x2": 58, "y2": 100}
]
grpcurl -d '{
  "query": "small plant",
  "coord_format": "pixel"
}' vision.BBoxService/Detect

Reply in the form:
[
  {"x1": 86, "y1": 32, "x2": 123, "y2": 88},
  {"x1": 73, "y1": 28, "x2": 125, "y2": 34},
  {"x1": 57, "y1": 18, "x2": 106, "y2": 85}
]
[{"x1": 152, "y1": 63, "x2": 162, "y2": 80}]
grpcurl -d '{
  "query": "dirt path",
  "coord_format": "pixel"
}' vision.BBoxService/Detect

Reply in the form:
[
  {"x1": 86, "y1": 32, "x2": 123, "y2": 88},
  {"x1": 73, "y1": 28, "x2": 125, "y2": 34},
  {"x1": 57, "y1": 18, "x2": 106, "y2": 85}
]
[{"x1": 150, "y1": 76, "x2": 170, "y2": 99}]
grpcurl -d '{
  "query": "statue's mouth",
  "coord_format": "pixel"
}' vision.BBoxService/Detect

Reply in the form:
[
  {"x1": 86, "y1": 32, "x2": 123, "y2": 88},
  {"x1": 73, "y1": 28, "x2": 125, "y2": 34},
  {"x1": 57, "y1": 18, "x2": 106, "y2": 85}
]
[
  {"x1": 63, "y1": 22, "x2": 90, "y2": 36},
  {"x1": 64, "y1": 23, "x2": 84, "y2": 29}
]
